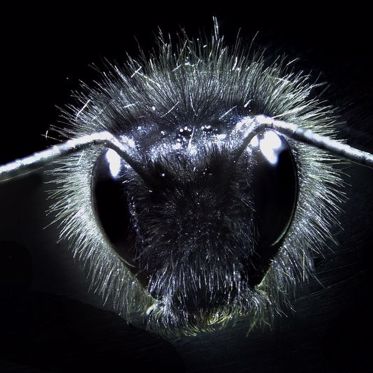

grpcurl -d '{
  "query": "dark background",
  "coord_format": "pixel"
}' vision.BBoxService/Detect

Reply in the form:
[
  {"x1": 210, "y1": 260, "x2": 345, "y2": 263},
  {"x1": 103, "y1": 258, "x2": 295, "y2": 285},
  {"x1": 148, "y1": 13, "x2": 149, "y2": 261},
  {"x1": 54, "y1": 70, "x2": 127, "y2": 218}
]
[{"x1": 0, "y1": 4, "x2": 372, "y2": 373}]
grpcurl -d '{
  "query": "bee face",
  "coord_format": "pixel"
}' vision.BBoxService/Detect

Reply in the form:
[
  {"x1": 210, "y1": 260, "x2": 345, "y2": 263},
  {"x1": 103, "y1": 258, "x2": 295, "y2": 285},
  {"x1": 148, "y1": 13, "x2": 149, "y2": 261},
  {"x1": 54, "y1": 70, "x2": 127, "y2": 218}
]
[{"x1": 48, "y1": 25, "x2": 343, "y2": 335}]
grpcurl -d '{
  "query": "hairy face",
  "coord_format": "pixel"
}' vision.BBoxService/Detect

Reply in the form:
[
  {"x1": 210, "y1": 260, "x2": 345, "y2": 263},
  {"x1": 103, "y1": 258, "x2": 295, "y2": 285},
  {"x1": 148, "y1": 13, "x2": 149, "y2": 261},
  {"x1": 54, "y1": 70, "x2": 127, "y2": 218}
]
[{"x1": 49, "y1": 26, "x2": 343, "y2": 335}]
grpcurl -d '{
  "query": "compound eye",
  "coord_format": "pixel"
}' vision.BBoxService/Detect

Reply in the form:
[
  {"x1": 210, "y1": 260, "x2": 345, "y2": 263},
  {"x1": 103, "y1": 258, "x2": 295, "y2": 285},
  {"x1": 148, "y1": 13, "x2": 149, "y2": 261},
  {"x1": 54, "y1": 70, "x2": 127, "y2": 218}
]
[
  {"x1": 91, "y1": 149, "x2": 138, "y2": 271},
  {"x1": 249, "y1": 130, "x2": 298, "y2": 249}
]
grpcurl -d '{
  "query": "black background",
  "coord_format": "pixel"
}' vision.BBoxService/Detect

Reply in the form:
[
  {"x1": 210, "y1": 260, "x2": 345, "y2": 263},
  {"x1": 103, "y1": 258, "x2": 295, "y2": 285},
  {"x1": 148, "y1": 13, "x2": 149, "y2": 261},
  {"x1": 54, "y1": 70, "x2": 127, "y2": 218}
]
[{"x1": 0, "y1": 4, "x2": 373, "y2": 373}]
